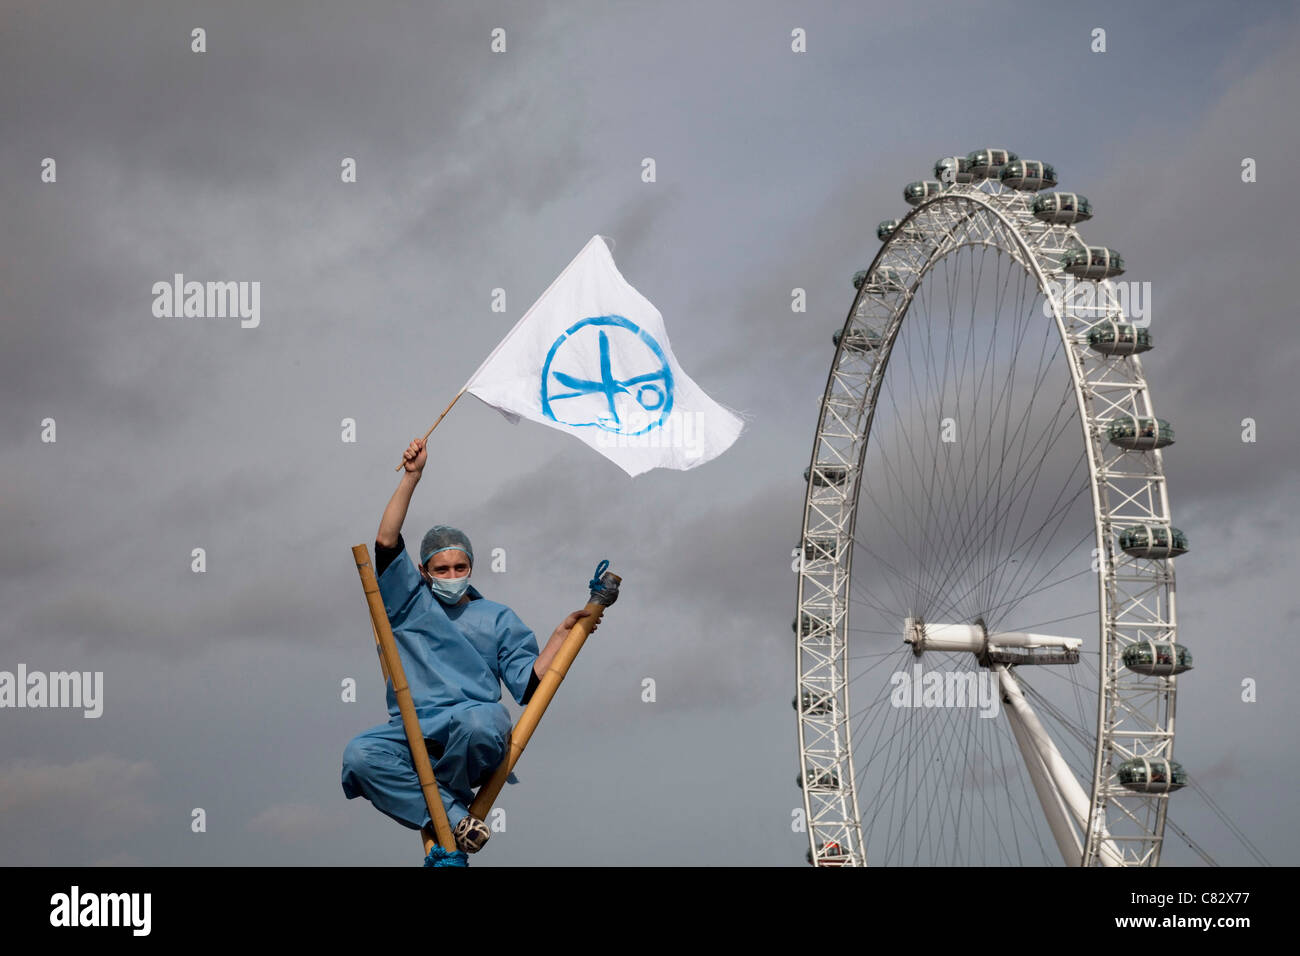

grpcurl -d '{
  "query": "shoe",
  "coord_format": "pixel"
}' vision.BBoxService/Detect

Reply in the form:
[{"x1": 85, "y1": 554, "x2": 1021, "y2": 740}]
[{"x1": 452, "y1": 814, "x2": 491, "y2": 854}]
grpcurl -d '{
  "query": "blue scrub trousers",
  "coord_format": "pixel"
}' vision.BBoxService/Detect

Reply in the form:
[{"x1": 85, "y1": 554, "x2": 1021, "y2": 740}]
[{"x1": 342, "y1": 700, "x2": 512, "y2": 830}]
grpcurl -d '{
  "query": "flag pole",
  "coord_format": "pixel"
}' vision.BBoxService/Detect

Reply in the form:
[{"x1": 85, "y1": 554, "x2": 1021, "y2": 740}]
[{"x1": 393, "y1": 387, "x2": 467, "y2": 472}]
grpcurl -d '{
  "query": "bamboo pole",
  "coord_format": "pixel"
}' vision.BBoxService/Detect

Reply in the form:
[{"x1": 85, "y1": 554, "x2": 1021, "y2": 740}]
[
  {"x1": 370, "y1": 611, "x2": 434, "y2": 854},
  {"x1": 369, "y1": 618, "x2": 390, "y2": 684},
  {"x1": 469, "y1": 568, "x2": 621, "y2": 821},
  {"x1": 368, "y1": 597, "x2": 437, "y2": 852},
  {"x1": 352, "y1": 543, "x2": 456, "y2": 853}
]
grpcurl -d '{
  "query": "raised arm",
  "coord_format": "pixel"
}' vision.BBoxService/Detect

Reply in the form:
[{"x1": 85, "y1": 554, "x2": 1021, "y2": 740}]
[{"x1": 377, "y1": 438, "x2": 427, "y2": 548}]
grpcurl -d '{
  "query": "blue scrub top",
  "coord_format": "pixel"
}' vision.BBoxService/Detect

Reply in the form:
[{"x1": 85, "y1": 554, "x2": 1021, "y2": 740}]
[{"x1": 377, "y1": 541, "x2": 539, "y2": 720}]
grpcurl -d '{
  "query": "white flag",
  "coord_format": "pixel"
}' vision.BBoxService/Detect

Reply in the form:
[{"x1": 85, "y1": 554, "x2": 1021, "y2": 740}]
[{"x1": 464, "y1": 235, "x2": 743, "y2": 476}]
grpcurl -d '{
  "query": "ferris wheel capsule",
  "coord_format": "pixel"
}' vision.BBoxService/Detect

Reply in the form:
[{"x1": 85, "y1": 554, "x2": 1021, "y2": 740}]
[
  {"x1": 806, "y1": 841, "x2": 851, "y2": 866},
  {"x1": 854, "y1": 266, "x2": 906, "y2": 294},
  {"x1": 833, "y1": 327, "x2": 884, "y2": 353},
  {"x1": 1001, "y1": 159, "x2": 1058, "y2": 191},
  {"x1": 1118, "y1": 525, "x2": 1189, "y2": 559},
  {"x1": 793, "y1": 690, "x2": 834, "y2": 715},
  {"x1": 802, "y1": 536, "x2": 840, "y2": 562},
  {"x1": 804, "y1": 464, "x2": 850, "y2": 487},
  {"x1": 1117, "y1": 758, "x2": 1188, "y2": 794},
  {"x1": 792, "y1": 612, "x2": 830, "y2": 638},
  {"x1": 1108, "y1": 417, "x2": 1175, "y2": 451},
  {"x1": 870, "y1": 267, "x2": 906, "y2": 293},
  {"x1": 904, "y1": 180, "x2": 945, "y2": 205},
  {"x1": 1034, "y1": 192, "x2": 1093, "y2": 224},
  {"x1": 797, "y1": 769, "x2": 841, "y2": 790},
  {"x1": 1088, "y1": 320, "x2": 1151, "y2": 355},
  {"x1": 1123, "y1": 641, "x2": 1194, "y2": 676},
  {"x1": 934, "y1": 155, "x2": 973, "y2": 184},
  {"x1": 966, "y1": 147, "x2": 1018, "y2": 179},
  {"x1": 1063, "y1": 245, "x2": 1125, "y2": 279},
  {"x1": 878, "y1": 218, "x2": 926, "y2": 242}
]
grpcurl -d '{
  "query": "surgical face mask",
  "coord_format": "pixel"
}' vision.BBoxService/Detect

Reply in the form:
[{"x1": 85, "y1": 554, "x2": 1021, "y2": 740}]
[{"x1": 428, "y1": 573, "x2": 470, "y2": 605}]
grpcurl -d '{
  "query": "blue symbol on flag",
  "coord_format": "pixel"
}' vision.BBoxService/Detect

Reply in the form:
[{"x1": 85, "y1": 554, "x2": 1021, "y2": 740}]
[{"x1": 541, "y1": 315, "x2": 674, "y2": 435}]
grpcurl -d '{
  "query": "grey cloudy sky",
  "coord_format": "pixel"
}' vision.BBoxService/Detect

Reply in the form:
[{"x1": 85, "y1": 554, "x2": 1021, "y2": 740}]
[{"x1": 2, "y1": 0, "x2": 1297, "y2": 866}]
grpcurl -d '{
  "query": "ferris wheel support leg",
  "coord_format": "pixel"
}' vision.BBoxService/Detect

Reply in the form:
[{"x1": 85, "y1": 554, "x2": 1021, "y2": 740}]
[
  {"x1": 1003, "y1": 696, "x2": 1083, "y2": 864},
  {"x1": 996, "y1": 665, "x2": 1124, "y2": 866}
]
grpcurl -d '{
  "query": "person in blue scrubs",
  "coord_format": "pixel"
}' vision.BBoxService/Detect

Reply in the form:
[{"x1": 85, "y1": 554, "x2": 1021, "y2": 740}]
[{"x1": 342, "y1": 437, "x2": 597, "y2": 856}]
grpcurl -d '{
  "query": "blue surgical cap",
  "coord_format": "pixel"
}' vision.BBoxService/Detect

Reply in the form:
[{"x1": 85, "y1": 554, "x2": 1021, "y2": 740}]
[{"x1": 420, "y1": 525, "x2": 474, "y2": 568}]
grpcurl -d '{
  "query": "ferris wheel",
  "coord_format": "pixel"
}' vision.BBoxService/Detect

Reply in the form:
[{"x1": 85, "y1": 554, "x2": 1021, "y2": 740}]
[{"x1": 795, "y1": 148, "x2": 1190, "y2": 866}]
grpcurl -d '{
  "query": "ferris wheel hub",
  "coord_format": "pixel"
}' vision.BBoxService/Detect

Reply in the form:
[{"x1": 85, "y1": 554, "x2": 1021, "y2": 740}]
[{"x1": 904, "y1": 617, "x2": 1082, "y2": 663}]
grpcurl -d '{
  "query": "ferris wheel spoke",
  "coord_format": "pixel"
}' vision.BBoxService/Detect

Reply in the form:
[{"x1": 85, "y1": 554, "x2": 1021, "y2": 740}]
[
  {"x1": 970, "y1": 706, "x2": 1057, "y2": 864},
  {"x1": 930, "y1": 523, "x2": 1093, "y2": 629},
  {"x1": 911, "y1": 697, "x2": 992, "y2": 864},
  {"x1": 859, "y1": 678, "x2": 1056, "y2": 864},
  {"x1": 980, "y1": 378, "x2": 1088, "y2": 617},
  {"x1": 985, "y1": 481, "x2": 1095, "y2": 628},
  {"x1": 847, "y1": 631, "x2": 916, "y2": 643},
  {"x1": 993, "y1": 608, "x2": 1096, "y2": 635},
  {"x1": 886, "y1": 253, "x2": 970, "y2": 611},
  {"x1": 923, "y1": 490, "x2": 1092, "y2": 629},
  {"x1": 908, "y1": 249, "x2": 990, "y2": 607},
  {"x1": 847, "y1": 648, "x2": 917, "y2": 695},
  {"x1": 904, "y1": 702, "x2": 977, "y2": 868},
  {"x1": 875, "y1": 341, "x2": 967, "y2": 606},
  {"x1": 851, "y1": 451, "x2": 954, "y2": 610},
  {"x1": 1021, "y1": 674, "x2": 1099, "y2": 760},
  {"x1": 945, "y1": 283, "x2": 1070, "y2": 619},
  {"x1": 972, "y1": 260, "x2": 1045, "y2": 613},
  {"x1": 844, "y1": 518, "x2": 932, "y2": 617},
  {"x1": 952, "y1": 247, "x2": 1015, "y2": 606},
  {"x1": 931, "y1": 395, "x2": 1089, "y2": 629},
  {"x1": 906, "y1": 256, "x2": 983, "y2": 607},
  {"x1": 884, "y1": 248, "x2": 1073, "y2": 625}
]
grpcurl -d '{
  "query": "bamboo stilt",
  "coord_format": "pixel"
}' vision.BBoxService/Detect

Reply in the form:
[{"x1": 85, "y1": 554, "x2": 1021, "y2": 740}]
[
  {"x1": 469, "y1": 568, "x2": 621, "y2": 821},
  {"x1": 371, "y1": 611, "x2": 431, "y2": 852},
  {"x1": 352, "y1": 543, "x2": 456, "y2": 853},
  {"x1": 369, "y1": 618, "x2": 390, "y2": 684}
]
